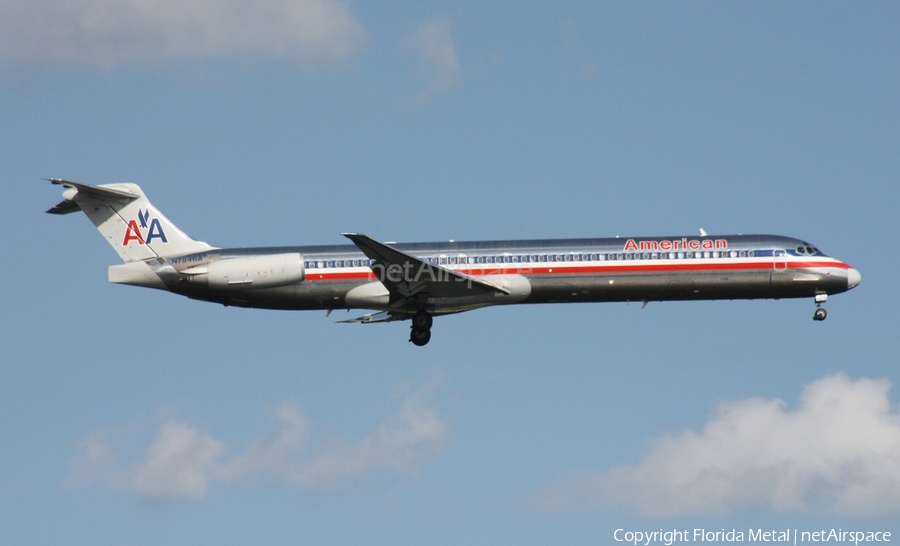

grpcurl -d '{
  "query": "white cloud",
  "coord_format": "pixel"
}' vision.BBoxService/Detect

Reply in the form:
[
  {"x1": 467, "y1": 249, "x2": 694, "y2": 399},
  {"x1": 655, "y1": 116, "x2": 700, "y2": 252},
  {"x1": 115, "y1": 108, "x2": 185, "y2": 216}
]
[
  {"x1": 71, "y1": 387, "x2": 446, "y2": 500},
  {"x1": 292, "y1": 386, "x2": 447, "y2": 489},
  {"x1": 531, "y1": 374, "x2": 900, "y2": 518},
  {"x1": 0, "y1": 0, "x2": 366, "y2": 68},
  {"x1": 401, "y1": 19, "x2": 461, "y2": 105},
  {"x1": 221, "y1": 401, "x2": 310, "y2": 484},
  {"x1": 71, "y1": 422, "x2": 225, "y2": 500},
  {"x1": 127, "y1": 422, "x2": 225, "y2": 500}
]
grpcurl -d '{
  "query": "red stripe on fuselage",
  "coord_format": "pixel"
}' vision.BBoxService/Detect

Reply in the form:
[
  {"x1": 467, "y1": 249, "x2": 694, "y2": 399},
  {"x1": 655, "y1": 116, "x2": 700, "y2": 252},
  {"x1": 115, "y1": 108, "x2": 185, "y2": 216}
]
[{"x1": 304, "y1": 260, "x2": 852, "y2": 282}]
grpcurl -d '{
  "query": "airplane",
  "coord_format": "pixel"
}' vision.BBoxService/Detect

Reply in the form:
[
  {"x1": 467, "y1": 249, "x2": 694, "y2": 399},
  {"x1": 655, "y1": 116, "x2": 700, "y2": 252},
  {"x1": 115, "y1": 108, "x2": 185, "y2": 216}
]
[{"x1": 46, "y1": 179, "x2": 861, "y2": 346}]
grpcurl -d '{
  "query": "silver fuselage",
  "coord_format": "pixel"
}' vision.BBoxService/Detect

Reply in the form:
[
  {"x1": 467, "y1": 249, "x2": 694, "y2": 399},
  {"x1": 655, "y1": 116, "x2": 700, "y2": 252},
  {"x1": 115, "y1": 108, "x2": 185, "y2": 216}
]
[{"x1": 164, "y1": 234, "x2": 858, "y2": 314}]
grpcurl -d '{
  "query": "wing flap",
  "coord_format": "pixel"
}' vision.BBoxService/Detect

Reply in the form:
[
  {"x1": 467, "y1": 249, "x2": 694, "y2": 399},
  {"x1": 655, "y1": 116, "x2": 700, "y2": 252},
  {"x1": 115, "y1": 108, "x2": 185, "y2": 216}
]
[{"x1": 336, "y1": 311, "x2": 402, "y2": 324}]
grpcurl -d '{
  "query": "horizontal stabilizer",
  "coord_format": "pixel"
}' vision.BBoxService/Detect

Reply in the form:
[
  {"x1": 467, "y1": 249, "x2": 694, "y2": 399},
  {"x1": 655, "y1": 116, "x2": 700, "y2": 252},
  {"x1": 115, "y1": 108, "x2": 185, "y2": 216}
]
[
  {"x1": 46, "y1": 179, "x2": 139, "y2": 214},
  {"x1": 45, "y1": 178, "x2": 139, "y2": 202},
  {"x1": 46, "y1": 199, "x2": 81, "y2": 215}
]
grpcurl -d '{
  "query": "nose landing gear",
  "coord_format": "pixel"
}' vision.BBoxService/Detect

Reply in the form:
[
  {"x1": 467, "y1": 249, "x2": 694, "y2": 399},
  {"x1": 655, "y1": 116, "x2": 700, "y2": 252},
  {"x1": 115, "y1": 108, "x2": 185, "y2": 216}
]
[
  {"x1": 410, "y1": 310, "x2": 433, "y2": 346},
  {"x1": 813, "y1": 293, "x2": 827, "y2": 321}
]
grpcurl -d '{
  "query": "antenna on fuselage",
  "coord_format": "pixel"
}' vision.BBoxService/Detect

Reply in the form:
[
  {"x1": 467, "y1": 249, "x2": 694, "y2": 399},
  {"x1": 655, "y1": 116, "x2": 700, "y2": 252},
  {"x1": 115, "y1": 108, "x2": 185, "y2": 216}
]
[{"x1": 700, "y1": 228, "x2": 708, "y2": 237}]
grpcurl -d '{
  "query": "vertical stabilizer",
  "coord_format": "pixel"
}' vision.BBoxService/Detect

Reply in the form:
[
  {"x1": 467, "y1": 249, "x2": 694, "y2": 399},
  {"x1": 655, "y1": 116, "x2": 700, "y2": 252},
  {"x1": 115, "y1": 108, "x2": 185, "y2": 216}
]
[{"x1": 46, "y1": 179, "x2": 215, "y2": 262}]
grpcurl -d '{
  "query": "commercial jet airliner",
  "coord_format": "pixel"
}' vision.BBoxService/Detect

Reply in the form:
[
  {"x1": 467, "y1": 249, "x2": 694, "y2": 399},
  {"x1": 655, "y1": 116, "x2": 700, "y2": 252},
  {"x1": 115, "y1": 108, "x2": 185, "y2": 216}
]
[{"x1": 47, "y1": 179, "x2": 861, "y2": 346}]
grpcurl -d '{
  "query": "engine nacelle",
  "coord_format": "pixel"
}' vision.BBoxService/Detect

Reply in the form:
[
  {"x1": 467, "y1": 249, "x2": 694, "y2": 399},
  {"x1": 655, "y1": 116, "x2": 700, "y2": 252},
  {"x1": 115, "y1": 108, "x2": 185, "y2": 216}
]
[{"x1": 203, "y1": 253, "x2": 304, "y2": 290}]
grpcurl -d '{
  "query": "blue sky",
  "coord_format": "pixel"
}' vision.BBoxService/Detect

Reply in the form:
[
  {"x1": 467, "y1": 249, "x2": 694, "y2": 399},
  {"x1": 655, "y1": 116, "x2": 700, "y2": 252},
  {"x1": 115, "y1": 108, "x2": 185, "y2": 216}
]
[{"x1": 2, "y1": 1, "x2": 899, "y2": 544}]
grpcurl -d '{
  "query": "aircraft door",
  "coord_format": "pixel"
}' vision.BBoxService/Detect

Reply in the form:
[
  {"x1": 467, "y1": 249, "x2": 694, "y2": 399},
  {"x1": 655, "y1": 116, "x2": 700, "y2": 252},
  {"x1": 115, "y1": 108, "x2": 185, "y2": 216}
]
[{"x1": 773, "y1": 249, "x2": 787, "y2": 271}]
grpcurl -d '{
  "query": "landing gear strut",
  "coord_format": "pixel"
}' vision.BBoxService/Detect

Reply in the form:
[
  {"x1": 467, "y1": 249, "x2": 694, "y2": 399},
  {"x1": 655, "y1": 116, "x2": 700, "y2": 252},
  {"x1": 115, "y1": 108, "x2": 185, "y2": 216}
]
[
  {"x1": 813, "y1": 293, "x2": 827, "y2": 321},
  {"x1": 410, "y1": 310, "x2": 433, "y2": 346}
]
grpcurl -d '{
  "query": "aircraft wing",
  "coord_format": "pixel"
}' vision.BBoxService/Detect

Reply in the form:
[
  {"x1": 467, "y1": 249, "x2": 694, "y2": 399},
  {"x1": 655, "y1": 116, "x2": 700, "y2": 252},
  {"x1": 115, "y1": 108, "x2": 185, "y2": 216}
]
[{"x1": 342, "y1": 233, "x2": 510, "y2": 300}]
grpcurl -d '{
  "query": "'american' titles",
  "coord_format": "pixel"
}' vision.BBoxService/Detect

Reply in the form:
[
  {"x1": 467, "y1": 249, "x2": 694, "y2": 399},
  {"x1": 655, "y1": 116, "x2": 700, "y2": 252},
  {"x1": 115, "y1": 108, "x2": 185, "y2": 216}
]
[{"x1": 623, "y1": 238, "x2": 728, "y2": 252}]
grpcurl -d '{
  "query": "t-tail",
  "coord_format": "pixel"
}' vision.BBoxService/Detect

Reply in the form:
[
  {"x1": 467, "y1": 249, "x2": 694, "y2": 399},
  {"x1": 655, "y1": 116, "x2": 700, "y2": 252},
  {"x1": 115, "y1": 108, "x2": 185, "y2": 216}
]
[{"x1": 46, "y1": 178, "x2": 215, "y2": 288}]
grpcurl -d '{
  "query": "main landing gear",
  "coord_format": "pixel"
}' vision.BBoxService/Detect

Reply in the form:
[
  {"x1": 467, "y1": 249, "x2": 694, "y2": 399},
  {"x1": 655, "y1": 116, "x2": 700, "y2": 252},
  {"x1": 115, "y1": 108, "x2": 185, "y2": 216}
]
[
  {"x1": 813, "y1": 293, "x2": 828, "y2": 321},
  {"x1": 410, "y1": 310, "x2": 433, "y2": 346}
]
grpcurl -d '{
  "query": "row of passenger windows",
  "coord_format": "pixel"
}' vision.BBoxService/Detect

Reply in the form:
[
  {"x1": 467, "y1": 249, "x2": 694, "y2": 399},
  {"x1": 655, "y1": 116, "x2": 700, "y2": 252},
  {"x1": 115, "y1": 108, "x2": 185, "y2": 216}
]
[{"x1": 305, "y1": 250, "x2": 758, "y2": 270}]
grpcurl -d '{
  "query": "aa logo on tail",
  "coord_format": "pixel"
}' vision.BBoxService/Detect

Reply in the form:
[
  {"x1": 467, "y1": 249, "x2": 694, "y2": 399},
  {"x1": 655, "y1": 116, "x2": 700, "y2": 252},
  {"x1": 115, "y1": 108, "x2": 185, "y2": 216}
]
[{"x1": 123, "y1": 208, "x2": 168, "y2": 245}]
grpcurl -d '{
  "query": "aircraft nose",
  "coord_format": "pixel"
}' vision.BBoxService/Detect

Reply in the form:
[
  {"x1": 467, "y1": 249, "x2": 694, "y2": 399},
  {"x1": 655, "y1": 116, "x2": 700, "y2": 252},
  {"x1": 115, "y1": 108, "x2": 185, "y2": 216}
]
[{"x1": 847, "y1": 268, "x2": 861, "y2": 290}]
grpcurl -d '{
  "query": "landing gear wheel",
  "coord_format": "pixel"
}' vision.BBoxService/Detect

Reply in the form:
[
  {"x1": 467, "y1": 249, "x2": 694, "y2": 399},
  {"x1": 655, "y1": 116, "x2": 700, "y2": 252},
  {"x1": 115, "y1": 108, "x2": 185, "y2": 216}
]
[
  {"x1": 410, "y1": 328, "x2": 432, "y2": 346},
  {"x1": 813, "y1": 308, "x2": 827, "y2": 321},
  {"x1": 412, "y1": 310, "x2": 433, "y2": 330}
]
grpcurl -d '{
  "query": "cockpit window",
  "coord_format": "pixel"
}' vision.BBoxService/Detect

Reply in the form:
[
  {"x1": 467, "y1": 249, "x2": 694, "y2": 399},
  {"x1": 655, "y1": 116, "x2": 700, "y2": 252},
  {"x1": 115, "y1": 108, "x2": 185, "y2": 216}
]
[{"x1": 794, "y1": 243, "x2": 823, "y2": 256}]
